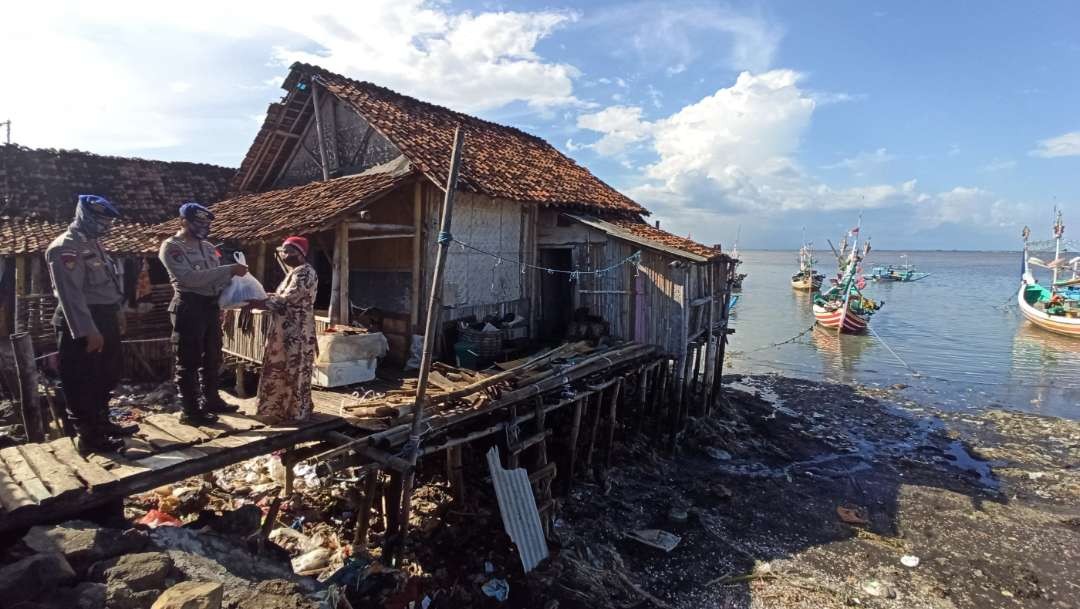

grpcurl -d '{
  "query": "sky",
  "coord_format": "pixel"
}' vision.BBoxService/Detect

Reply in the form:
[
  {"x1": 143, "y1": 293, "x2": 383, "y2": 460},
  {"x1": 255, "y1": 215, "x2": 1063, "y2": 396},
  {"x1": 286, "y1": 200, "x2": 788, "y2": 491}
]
[{"x1": 2, "y1": 1, "x2": 1078, "y2": 250}]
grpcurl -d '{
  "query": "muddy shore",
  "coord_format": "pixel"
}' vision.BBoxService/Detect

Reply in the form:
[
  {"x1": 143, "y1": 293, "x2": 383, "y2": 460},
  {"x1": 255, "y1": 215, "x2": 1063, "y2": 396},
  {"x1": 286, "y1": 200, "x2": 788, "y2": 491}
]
[{"x1": 536, "y1": 374, "x2": 1079, "y2": 609}]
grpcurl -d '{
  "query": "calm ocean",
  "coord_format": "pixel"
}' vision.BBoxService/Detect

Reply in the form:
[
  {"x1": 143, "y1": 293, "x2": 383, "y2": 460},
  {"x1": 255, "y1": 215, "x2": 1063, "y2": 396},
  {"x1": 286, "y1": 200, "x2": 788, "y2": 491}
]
[{"x1": 725, "y1": 250, "x2": 1080, "y2": 419}]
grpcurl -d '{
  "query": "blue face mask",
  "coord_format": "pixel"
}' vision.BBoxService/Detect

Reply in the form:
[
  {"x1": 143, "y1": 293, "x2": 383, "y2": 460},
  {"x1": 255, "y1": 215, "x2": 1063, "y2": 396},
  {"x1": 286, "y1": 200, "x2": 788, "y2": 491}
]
[
  {"x1": 71, "y1": 195, "x2": 119, "y2": 238},
  {"x1": 188, "y1": 219, "x2": 211, "y2": 240}
]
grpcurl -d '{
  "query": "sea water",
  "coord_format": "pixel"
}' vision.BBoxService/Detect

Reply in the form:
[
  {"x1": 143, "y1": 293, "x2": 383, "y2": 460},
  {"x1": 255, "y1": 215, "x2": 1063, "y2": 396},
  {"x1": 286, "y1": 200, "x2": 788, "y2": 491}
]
[{"x1": 726, "y1": 250, "x2": 1080, "y2": 419}]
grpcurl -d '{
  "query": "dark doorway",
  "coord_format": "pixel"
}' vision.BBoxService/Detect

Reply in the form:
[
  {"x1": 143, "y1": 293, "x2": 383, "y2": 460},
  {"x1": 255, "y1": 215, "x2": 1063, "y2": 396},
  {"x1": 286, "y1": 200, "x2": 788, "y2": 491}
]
[{"x1": 538, "y1": 248, "x2": 574, "y2": 341}]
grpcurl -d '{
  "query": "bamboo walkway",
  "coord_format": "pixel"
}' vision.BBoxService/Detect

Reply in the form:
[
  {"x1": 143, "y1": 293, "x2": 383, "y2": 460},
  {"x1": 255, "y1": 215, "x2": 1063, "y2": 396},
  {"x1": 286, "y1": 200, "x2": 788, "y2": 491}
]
[{"x1": 0, "y1": 392, "x2": 361, "y2": 534}]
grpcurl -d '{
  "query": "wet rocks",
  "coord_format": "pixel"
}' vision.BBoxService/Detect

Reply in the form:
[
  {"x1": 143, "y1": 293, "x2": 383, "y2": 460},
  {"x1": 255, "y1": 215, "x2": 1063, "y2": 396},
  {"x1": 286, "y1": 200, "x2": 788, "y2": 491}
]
[
  {"x1": 150, "y1": 581, "x2": 224, "y2": 609},
  {"x1": 22, "y1": 520, "x2": 148, "y2": 575},
  {"x1": 0, "y1": 553, "x2": 77, "y2": 605}
]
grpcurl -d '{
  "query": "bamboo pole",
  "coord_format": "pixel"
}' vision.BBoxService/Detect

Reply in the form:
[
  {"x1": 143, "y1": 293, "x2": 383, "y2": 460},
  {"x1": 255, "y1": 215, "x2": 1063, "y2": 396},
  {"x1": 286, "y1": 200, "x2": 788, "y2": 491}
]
[
  {"x1": 394, "y1": 126, "x2": 465, "y2": 559},
  {"x1": 337, "y1": 222, "x2": 350, "y2": 324},
  {"x1": 10, "y1": 332, "x2": 44, "y2": 443}
]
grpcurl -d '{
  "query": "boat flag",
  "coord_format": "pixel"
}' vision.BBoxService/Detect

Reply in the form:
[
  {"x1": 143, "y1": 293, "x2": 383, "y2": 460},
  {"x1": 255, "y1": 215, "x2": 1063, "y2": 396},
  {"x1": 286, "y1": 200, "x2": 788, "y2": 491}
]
[{"x1": 849, "y1": 226, "x2": 860, "y2": 235}]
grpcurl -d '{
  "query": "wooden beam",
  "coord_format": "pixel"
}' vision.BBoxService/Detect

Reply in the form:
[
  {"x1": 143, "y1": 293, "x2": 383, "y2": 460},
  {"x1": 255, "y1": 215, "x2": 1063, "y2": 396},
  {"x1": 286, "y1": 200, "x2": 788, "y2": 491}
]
[
  {"x1": 311, "y1": 83, "x2": 331, "y2": 181},
  {"x1": 349, "y1": 233, "x2": 415, "y2": 242},
  {"x1": 10, "y1": 332, "x2": 44, "y2": 443},
  {"x1": 337, "y1": 222, "x2": 350, "y2": 324},
  {"x1": 348, "y1": 222, "x2": 414, "y2": 232},
  {"x1": 410, "y1": 180, "x2": 423, "y2": 331}
]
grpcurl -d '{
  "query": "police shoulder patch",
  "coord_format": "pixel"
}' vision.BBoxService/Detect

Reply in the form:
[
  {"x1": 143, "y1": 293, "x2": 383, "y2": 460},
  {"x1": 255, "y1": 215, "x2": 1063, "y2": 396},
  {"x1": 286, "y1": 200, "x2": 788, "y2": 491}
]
[
  {"x1": 168, "y1": 247, "x2": 185, "y2": 264},
  {"x1": 60, "y1": 250, "x2": 78, "y2": 270}
]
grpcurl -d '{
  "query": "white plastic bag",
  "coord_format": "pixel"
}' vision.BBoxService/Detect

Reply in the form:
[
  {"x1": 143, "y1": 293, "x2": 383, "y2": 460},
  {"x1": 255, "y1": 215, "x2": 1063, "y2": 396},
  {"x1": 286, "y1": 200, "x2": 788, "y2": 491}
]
[{"x1": 218, "y1": 251, "x2": 267, "y2": 309}]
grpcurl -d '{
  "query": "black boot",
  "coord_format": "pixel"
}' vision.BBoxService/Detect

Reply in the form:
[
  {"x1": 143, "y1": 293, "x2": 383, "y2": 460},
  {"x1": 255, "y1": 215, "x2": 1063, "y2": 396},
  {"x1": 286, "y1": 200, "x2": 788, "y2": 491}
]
[
  {"x1": 75, "y1": 429, "x2": 124, "y2": 454},
  {"x1": 103, "y1": 420, "x2": 139, "y2": 436},
  {"x1": 179, "y1": 408, "x2": 218, "y2": 425},
  {"x1": 202, "y1": 394, "x2": 239, "y2": 414}
]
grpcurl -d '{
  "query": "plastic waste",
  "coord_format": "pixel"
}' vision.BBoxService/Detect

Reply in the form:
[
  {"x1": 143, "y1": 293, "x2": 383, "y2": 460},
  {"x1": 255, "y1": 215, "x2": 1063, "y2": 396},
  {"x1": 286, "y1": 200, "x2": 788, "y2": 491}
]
[
  {"x1": 481, "y1": 578, "x2": 510, "y2": 602},
  {"x1": 136, "y1": 509, "x2": 182, "y2": 528},
  {"x1": 292, "y1": 547, "x2": 331, "y2": 573},
  {"x1": 219, "y1": 252, "x2": 267, "y2": 309},
  {"x1": 901, "y1": 555, "x2": 920, "y2": 568}
]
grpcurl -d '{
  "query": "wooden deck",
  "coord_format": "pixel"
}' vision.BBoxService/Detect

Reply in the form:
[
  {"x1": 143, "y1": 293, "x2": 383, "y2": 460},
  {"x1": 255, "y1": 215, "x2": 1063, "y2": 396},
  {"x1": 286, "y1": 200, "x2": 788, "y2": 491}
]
[{"x1": 0, "y1": 392, "x2": 361, "y2": 534}]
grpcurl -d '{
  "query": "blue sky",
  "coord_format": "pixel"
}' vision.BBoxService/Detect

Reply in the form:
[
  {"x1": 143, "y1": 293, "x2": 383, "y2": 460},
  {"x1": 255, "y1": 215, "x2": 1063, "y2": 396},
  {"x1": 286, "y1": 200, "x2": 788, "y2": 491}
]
[{"x1": 3, "y1": 1, "x2": 1077, "y2": 250}]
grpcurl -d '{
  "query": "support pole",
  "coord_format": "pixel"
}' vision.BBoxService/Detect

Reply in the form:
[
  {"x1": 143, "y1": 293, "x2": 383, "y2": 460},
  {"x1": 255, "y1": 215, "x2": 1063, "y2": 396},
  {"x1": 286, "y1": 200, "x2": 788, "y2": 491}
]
[
  {"x1": 337, "y1": 222, "x2": 350, "y2": 325},
  {"x1": 10, "y1": 332, "x2": 44, "y2": 442},
  {"x1": 394, "y1": 127, "x2": 466, "y2": 559},
  {"x1": 310, "y1": 83, "x2": 331, "y2": 181}
]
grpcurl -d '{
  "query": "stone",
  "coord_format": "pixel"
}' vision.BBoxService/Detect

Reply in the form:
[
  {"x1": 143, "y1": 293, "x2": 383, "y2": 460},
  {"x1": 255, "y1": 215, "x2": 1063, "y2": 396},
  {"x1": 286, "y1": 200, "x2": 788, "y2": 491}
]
[
  {"x1": 90, "y1": 552, "x2": 174, "y2": 592},
  {"x1": 106, "y1": 583, "x2": 162, "y2": 609},
  {"x1": 151, "y1": 581, "x2": 224, "y2": 609},
  {"x1": 74, "y1": 582, "x2": 107, "y2": 609},
  {"x1": 22, "y1": 521, "x2": 148, "y2": 575},
  {"x1": 0, "y1": 553, "x2": 77, "y2": 605}
]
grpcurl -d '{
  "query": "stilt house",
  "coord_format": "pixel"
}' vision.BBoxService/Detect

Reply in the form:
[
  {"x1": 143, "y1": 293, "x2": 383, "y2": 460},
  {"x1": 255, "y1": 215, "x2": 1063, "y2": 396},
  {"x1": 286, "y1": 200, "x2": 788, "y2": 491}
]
[{"x1": 176, "y1": 64, "x2": 737, "y2": 386}]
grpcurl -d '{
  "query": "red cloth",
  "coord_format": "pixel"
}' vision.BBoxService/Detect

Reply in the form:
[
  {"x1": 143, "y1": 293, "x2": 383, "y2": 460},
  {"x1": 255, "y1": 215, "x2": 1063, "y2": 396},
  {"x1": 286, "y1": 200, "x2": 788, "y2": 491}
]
[{"x1": 283, "y1": 236, "x2": 309, "y2": 257}]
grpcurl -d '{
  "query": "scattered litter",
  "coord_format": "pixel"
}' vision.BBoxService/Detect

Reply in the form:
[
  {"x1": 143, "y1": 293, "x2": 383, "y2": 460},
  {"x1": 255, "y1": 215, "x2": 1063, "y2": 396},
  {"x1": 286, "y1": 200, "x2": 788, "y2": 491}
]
[
  {"x1": 136, "y1": 509, "x2": 182, "y2": 528},
  {"x1": 705, "y1": 447, "x2": 732, "y2": 461},
  {"x1": 292, "y1": 547, "x2": 331, "y2": 574},
  {"x1": 862, "y1": 580, "x2": 886, "y2": 597},
  {"x1": 481, "y1": 578, "x2": 509, "y2": 602},
  {"x1": 668, "y1": 507, "x2": 689, "y2": 524},
  {"x1": 837, "y1": 505, "x2": 869, "y2": 525},
  {"x1": 627, "y1": 529, "x2": 681, "y2": 552},
  {"x1": 901, "y1": 554, "x2": 920, "y2": 568},
  {"x1": 486, "y1": 447, "x2": 549, "y2": 573}
]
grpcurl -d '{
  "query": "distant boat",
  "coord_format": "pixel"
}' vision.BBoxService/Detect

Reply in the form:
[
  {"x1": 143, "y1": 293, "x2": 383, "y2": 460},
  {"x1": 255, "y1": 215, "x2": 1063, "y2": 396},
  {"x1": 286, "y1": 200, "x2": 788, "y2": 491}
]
[
  {"x1": 791, "y1": 237, "x2": 824, "y2": 291},
  {"x1": 813, "y1": 220, "x2": 883, "y2": 334},
  {"x1": 731, "y1": 229, "x2": 747, "y2": 291},
  {"x1": 870, "y1": 256, "x2": 930, "y2": 282},
  {"x1": 1018, "y1": 211, "x2": 1080, "y2": 338}
]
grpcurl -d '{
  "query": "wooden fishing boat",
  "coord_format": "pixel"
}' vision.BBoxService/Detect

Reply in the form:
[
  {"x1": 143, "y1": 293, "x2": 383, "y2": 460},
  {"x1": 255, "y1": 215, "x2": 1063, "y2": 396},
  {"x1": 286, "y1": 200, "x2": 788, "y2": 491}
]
[
  {"x1": 813, "y1": 220, "x2": 882, "y2": 334},
  {"x1": 790, "y1": 237, "x2": 824, "y2": 291},
  {"x1": 1018, "y1": 212, "x2": 1080, "y2": 338},
  {"x1": 731, "y1": 231, "x2": 746, "y2": 291},
  {"x1": 791, "y1": 271, "x2": 823, "y2": 290},
  {"x1": 870, "y1": 256, "x2": 930, "y2": 282}
]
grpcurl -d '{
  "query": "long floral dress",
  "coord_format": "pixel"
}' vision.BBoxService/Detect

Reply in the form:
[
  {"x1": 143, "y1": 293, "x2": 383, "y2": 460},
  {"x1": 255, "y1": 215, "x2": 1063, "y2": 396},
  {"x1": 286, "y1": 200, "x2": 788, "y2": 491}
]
[{"x1": 256, "y1": 263, "x2": 318, "y2": 421}]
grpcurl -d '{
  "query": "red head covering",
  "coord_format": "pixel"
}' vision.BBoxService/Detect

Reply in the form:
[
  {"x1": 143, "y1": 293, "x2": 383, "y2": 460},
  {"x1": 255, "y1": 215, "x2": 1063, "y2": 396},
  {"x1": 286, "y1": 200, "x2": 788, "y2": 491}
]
[{"x1": 282, "y1": 236, "x2": 309, "y2": 257}]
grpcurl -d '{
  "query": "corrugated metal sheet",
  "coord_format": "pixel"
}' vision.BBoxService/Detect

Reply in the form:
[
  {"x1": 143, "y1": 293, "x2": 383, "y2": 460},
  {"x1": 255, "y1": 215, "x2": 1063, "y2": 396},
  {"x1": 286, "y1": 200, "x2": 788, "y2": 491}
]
[{"x1": 486, "y1": 447, "x2": 549, "y2": 573}]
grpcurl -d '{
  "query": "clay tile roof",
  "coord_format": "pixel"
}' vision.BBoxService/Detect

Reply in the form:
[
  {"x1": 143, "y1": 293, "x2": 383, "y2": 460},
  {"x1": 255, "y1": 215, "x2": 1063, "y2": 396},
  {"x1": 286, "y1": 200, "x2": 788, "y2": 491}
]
[
  {"x1": 160, "y1": 169, "x2": 416, "y2": 243},
  {"x1": 234, "y1": 63, "x2": 646, "y2": 215},
  {"x1": 0, "y1": 218, "x2": 163, "y2": 256},
  {"x1": 566, "y1": 214, "x2": 728, "y2": 262},
  {"x1": 0, "y1": 144, "x2": 235, "y2": 226}
]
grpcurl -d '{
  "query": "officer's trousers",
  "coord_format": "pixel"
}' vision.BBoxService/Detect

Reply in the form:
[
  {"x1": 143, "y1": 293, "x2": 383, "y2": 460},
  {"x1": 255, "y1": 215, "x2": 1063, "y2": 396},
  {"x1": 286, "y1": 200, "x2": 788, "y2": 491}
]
[
  {"x1": 170, "y1": 292, "x2": 223, "y2": 411},
  {"x1": 55, "y1": 305, "x2": 122, "y2": 436}
]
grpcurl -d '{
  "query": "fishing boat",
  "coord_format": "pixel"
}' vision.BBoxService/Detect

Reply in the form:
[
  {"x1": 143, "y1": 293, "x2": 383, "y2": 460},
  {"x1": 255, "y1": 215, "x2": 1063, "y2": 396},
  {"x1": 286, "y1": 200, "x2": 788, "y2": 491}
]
[
  {"x1": 730, "y1": 229, "x2": 747, "y2": 291},
  {"x1": 790, "y1": 238, "x2": 824, "y2": 291},
  {"x1": 813, "y1": 221, "x2": 883, "y2": 333},
  {"x1": 870, "y1": 255, "x2": 930, "y2": 282},
  {"x1": 1017, "y1": 211, "x2": 1080, "y2": 338}
]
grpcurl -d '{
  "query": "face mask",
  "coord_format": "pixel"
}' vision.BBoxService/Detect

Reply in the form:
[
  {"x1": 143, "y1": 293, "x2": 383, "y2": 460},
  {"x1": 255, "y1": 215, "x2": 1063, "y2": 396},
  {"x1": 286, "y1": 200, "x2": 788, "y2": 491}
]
[
  {"x1": 73, "y1": 201, "x2": 114, "y2": 238},
  {"x1": 284, "y1": 254, "x2": 302, "y2": 266},
  {"x1": 188, "y1": 220, "x2": 211, "y2": 240}
]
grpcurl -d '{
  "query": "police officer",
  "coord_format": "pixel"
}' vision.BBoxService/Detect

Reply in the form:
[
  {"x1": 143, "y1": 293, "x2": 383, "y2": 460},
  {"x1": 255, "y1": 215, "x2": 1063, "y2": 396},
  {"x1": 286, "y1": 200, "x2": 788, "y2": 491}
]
[
  {"x1": 46, "y1": 195, "x2": 134, "y2": 454},
  {"x1": 159, "y1": 203, "x2": 247, "y2": 425}
]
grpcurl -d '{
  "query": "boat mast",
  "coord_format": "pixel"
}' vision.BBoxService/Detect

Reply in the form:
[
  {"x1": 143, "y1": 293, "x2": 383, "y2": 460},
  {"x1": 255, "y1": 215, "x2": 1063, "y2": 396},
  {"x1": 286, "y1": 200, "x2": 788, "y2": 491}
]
[
  {"x1": 1052, "y1": 208, "x2": 1064, "y2": 289},
  {"x1": 837, "y1": 215, "x2": 862, "y2": 334}
]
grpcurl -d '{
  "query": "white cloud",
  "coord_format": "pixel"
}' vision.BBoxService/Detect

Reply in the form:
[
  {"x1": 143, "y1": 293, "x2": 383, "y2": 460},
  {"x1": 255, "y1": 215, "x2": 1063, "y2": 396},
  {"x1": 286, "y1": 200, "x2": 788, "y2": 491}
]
[
  {"x1": 1029, "y1": 131, "x2": 1080, "y2": 158},
  {"x1": 821, "y1": 148, "x2": 895, "y2": 171},
  {"x1": 576, "y1": 105, "x2": 653, "y2": 155},
  {"x1": 0, "y1": 0, "x2": 584, "y2": 156},
  {"x1": 578, "y1": 69, "x2": 1029, "y2": 239},
  {"x1": 587, "y1": 4, "x2": 783, "y2": 73}
]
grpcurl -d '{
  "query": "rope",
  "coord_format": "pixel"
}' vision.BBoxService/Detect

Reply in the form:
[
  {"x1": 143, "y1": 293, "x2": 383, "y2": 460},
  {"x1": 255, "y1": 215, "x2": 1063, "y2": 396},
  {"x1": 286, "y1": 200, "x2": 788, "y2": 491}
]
[
  {"x1": 451, "y1": 237, "x2": 641, "y2": 277},
  {"x1": 729, "y1": 323, "x2": 816, "y2": 355},
  {"x1": 867, "y1": 324, "x2": 920, "y2": 377}
]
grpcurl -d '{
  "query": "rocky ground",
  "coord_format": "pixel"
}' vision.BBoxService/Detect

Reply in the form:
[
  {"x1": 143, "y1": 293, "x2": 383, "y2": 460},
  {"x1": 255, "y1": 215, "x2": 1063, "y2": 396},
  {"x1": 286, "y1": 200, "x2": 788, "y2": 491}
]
[{"x1": 0, "y1": 374, "x2": 1076, "y2": 609}]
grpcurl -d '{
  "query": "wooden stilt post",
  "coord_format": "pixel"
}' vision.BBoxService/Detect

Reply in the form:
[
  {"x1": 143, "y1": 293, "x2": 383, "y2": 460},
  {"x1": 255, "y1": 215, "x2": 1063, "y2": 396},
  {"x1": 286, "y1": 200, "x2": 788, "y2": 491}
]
[
  {"x1": 603, "y1": 378, "x2": 623, "y2": 472},
  {"x1": 353, "y1": 470, "x2": 380, "y2": 547},
  {"x1": 395, "y1": 127, "x2": 466, "y2": 559},
  {"x1": 283, "y1": 448, "x2": 295, "y2": 496},
  {"x1": 446, "y1": 446, "x2": 466, "y2": 505},
  {"x1": 234, "y1": 366, "x2": 248, "y2": 398},
  {"x1": 565, "y1": 397, "x2": 584, "y2": 492},
  {"x1": 10, "y1": 332, "x2": 44, "y2": 443}
]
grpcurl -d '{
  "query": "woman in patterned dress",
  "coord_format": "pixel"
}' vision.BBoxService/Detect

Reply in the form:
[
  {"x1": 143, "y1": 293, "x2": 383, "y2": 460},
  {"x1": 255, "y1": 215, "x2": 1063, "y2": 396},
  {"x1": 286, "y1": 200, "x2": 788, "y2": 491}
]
[{"x1": 249, "y1": 236, "x2": 318, "y2": 422}]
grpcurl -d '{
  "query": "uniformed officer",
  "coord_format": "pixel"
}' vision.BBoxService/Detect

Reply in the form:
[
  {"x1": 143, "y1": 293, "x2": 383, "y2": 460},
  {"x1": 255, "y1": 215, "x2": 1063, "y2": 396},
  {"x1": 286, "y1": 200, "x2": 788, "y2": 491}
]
[
  {"x1": 45, "y1": 194, "x2": 134, "y2": 454},
  {"x1": 160, "y1": 203, "x2": 248, "y2": 424}
]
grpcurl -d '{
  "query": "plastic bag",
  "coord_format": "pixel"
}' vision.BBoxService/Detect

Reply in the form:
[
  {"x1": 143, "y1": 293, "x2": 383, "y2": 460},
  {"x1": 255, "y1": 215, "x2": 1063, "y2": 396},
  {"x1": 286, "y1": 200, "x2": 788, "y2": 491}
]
[{"x1": 218, "y1": 251, "x2": 267, "y2": 309}]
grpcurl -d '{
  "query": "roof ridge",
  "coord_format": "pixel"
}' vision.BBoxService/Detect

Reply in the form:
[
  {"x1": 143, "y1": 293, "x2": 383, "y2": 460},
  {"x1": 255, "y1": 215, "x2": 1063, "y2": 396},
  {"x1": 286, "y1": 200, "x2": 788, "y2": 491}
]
[
  {"x1": 0, "y1": 143, "x2": 235, "y2": 172},
  {"x1": 291, "y1": 62, "x2": 562, "y2": 149}
]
